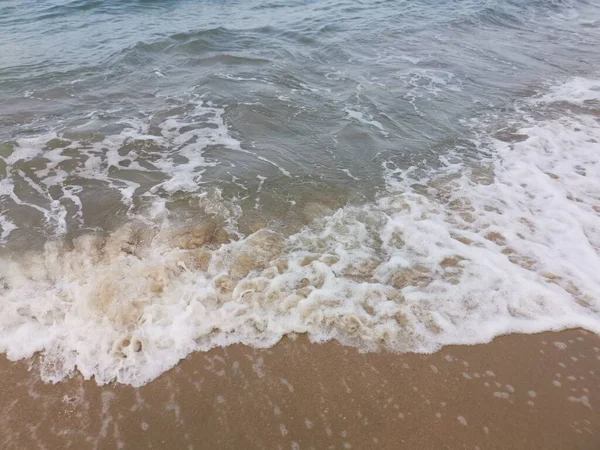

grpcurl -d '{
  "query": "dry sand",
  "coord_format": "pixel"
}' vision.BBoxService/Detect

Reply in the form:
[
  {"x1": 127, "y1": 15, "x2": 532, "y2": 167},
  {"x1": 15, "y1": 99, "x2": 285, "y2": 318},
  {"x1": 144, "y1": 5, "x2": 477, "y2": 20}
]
[{"x1": 0, "y1": 329, "x2": 599, "y2": 449}]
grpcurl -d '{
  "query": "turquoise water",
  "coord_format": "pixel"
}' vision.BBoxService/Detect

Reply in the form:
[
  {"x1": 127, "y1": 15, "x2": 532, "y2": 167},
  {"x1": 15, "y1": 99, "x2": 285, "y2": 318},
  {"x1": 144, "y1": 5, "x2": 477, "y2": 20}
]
[
  {"x1": 2, "y1": 0, "x2": 599, "y2": 241},
  {"x1": 2, "y1": 1, "x2": 600, "y2": 385}
]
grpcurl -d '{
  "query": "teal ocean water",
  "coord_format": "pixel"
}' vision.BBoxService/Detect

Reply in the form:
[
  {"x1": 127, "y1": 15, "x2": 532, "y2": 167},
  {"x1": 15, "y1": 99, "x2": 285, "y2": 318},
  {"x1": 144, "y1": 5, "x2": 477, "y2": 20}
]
[{"x1": 1, "y1": 0, "x2": 600, "y2": 385}]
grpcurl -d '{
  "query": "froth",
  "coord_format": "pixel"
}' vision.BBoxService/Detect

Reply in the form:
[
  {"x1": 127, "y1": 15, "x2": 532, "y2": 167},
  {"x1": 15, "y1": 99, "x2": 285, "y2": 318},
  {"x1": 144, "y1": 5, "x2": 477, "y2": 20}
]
[
  {"x1": 539, "y1": 77, "x2": 600, "y2": 106},
  {"x1": 1, "y1": 77, "x2": 600, "y2": 386},
  {"x1": 0, "y1": 98, "x2": 239, "y2": 241}
]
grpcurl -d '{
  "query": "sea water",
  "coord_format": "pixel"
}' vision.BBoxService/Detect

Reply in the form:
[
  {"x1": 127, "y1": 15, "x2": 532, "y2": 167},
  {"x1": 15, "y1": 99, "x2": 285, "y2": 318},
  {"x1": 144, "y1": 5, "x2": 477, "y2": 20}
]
[{"x1": 1, "y1": 0, "x2": 600, "y2": 385}]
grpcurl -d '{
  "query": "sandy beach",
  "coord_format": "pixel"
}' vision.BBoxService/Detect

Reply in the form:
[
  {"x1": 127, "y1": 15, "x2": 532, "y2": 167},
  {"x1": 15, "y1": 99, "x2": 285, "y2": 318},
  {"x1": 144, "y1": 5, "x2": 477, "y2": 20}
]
[{"x1": 1, "y1": 329, "x2": 598, "y2": 449}]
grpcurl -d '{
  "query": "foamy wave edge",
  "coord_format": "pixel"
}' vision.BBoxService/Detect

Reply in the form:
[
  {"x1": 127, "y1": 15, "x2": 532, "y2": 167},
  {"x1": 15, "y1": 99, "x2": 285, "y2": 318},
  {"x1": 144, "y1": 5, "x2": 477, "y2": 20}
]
[{"x1": 2, "y1": 77, "x2": 600, "y2": 386}]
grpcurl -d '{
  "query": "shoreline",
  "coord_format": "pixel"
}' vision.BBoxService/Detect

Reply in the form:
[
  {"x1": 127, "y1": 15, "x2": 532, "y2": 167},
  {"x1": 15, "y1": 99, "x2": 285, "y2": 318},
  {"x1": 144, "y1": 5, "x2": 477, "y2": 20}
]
[{"x1": 1, "y1": 329, "x2": 599, "y2": 449}]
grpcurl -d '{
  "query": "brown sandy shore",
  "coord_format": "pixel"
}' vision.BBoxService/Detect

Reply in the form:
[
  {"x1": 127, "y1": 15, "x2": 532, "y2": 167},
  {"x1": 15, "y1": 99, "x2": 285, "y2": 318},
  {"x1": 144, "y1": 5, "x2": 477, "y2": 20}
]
[{"x1": 0, "y1": 329, "x2": 599, "y2": 450}]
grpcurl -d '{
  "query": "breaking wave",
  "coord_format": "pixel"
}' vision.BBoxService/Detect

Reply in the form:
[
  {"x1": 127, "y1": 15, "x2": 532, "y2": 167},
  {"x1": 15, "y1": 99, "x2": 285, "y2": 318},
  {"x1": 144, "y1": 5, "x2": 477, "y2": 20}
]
[{"x1": 1, "y1": 77, "x2": 600, "y2": 386}]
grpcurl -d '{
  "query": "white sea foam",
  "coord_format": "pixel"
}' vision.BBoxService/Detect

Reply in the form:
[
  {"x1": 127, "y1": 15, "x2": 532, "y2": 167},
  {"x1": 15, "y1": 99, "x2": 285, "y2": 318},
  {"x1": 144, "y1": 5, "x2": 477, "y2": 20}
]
[
  {"x1": 0, "y1": 99, "x2": 242, "y2": 234},
  {"x1": 340, "y1": 168, "x2": 360, "y2": 181},
  {"x1": 539, "y1": 77, "x2": 600, "y2": 106},
  {"x1": 396, "y1": 68, "x2": 462, "y2": 109},
  {"x1": 0, "y1": 216, "x2": 17, "y2": 243},
  {"x1": 345, "y1": 108, "x2": 387, "y2": 135},
  {"x1": 1, "y1": 78, "x2": 600, "y2": 386}
]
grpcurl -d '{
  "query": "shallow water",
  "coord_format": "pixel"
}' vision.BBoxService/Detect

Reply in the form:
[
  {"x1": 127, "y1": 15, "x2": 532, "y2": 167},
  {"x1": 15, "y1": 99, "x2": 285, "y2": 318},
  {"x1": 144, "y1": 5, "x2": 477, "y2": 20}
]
[{"x1": 1, "y1": 0, "x2": 600, "y2": 385}]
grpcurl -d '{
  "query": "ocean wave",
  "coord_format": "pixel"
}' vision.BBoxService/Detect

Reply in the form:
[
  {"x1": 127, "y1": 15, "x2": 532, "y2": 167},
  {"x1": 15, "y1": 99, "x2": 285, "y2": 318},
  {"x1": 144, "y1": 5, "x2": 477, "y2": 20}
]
[{"x1": 1, "y1": 77, "x2": 599, "y2": 386}]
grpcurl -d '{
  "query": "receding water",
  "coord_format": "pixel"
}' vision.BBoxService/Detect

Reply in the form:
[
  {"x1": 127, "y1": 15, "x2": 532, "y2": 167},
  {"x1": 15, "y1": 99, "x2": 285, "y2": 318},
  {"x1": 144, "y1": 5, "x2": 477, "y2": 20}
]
[{"x1": 1, "y1": 0, "x2": 600, "y2": 385}]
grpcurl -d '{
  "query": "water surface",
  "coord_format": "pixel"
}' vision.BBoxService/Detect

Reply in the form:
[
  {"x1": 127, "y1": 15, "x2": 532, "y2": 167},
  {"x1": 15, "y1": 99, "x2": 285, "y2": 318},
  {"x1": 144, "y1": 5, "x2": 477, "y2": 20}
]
[{"x1": 1, "y1": 0, "x2": 600, "y2": 385}]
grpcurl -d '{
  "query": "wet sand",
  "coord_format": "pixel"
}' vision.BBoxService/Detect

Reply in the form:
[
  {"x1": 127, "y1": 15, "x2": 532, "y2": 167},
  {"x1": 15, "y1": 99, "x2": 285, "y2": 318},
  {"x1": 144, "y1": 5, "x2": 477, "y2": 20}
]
[{"x1": 0, "y1": 329, "x2": 599, "y2": 450}]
